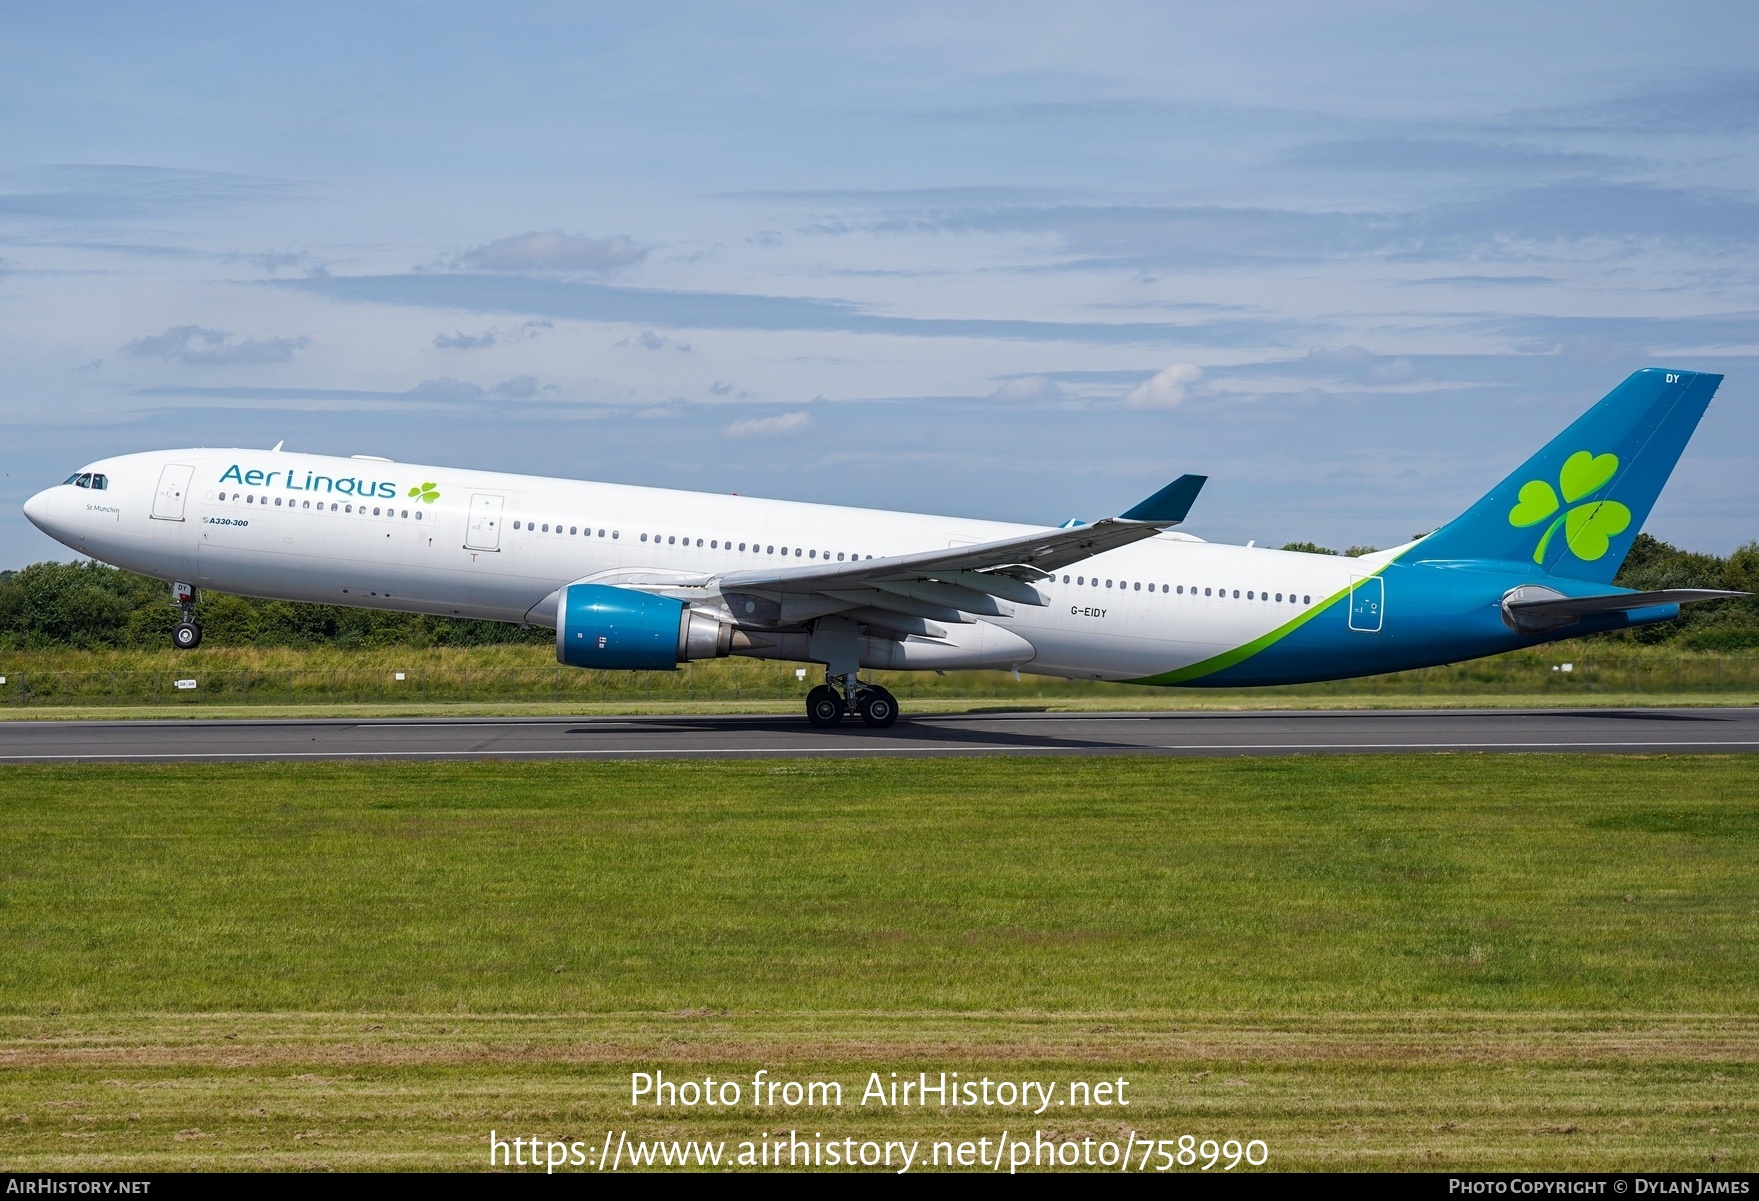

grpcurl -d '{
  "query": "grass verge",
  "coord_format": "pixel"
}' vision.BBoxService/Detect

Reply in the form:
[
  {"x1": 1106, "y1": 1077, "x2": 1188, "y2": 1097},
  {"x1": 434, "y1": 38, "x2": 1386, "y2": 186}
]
[
  {"x1": 0, "y1": 692, "x2": 1756, "y2": 722},
  {"x1": 2, "y1": 756, "x2": 1756, "y2": 1170}
]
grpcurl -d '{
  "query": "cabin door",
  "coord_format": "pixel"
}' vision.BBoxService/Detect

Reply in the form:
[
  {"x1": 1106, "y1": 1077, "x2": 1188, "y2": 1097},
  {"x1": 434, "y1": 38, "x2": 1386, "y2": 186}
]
[
  {"x1": 150, "y1": 463, "x2": 195, "y2": 521},
  {"x1": 465, "y1": 493, "x2": 504, "y2": 550}
]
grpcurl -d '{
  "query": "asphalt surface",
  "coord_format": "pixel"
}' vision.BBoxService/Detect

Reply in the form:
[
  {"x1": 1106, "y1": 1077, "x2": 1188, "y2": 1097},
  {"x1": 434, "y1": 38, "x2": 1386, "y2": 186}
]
[{"x1": 0, "y1": 706, "x2": 1755, "y2": 762}]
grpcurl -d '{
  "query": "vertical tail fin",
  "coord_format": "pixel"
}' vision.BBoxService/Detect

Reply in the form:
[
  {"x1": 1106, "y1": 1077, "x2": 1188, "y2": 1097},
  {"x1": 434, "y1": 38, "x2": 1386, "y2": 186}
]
[{"x1": 1414, "y1": 368, "x2": 1722, "y2": 583}]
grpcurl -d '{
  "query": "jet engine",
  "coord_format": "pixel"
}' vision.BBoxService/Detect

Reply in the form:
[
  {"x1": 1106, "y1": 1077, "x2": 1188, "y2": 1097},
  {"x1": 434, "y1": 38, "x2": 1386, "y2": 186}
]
[{"x1": 556, "y1": 582, "x2": 737, "y2": 670}]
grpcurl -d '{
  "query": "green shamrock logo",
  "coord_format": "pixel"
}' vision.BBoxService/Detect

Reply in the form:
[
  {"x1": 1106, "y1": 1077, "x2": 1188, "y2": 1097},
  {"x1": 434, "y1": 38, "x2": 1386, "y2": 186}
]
[
  {"x1": 408, "y1": 481, "x2": 441, "y2": 504},
  {"x1": 1507, "y1": 450, "x2": 1630, "y2": 565}
]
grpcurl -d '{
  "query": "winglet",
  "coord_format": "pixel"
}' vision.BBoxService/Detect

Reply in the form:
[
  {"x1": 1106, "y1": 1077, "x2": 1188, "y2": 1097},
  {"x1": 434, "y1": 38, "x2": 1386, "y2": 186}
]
[{"x1": 1120, "y1": 474, "x2": 1206, "y2": 523}]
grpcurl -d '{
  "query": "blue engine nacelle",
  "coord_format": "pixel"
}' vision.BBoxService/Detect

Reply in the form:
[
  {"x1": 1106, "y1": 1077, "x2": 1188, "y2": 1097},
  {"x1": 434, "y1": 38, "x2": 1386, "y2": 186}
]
[{"x1": 556, "y1": 583, "x2": 733, "y2": 670}]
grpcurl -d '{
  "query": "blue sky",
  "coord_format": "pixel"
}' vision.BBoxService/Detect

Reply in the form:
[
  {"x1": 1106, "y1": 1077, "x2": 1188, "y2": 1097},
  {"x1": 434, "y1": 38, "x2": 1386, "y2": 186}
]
[{"x1": 3, "y1": 2, "x2": 1758, "y2": 566}]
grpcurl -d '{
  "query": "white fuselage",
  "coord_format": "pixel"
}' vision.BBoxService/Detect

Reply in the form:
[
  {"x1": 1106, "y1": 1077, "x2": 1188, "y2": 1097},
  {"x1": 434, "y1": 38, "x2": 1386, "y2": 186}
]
[{"x1": 24, "y1": 448, "x2": 1375, "y2": 681}]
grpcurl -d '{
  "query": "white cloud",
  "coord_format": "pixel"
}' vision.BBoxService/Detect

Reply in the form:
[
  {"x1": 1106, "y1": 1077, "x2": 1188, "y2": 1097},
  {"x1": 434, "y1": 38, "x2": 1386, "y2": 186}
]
[
  {"x1": 124, "y1": 324, "x2": 309, "y2": 366},
  {"x1": 618, "y1": 329, "x2": 691, "y2": 352},
  {"x1": 990, "y1": 374, "x2": 1064, "y2": 401},
  {"x1": 400, "y1": 375, "x2": 546, "y2": 403},
  {"x1": 1122, "y1": 362, "x2": 1202, "y2": 408},
  {"x1": 434, "y1": 330, "x2": 496, "y2": 350},
  {"x1": 402, "y1": 377, "x2": 485, "y2": 403},
  {"x1": 723, "y1": 410, "x2": 810, "y2": 439},
  {"x1": 458, "y1": 230, "x2": 647, "y2": 272}
]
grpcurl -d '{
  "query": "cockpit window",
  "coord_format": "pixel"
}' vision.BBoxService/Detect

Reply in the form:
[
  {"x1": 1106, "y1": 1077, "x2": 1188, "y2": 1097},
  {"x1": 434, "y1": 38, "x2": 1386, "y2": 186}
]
[
  {"x1": 63, "y1": 472, "x2": 106, "y2": 489},
  {"x1": 88, "y1": 474, "x2": 107, "y2": 490}
]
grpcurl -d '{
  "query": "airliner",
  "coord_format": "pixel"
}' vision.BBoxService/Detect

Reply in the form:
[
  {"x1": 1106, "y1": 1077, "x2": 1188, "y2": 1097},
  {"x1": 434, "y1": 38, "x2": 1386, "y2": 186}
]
[{"x1": 22, "y1": 368, "x2": 1742, "y2": 727}]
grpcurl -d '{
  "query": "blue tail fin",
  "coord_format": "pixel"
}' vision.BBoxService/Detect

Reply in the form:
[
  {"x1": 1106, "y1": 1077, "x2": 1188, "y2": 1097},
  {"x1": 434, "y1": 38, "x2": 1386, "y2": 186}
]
[{"x1": 1414, "y1": 368, "x2": 1722, "y2": 583}]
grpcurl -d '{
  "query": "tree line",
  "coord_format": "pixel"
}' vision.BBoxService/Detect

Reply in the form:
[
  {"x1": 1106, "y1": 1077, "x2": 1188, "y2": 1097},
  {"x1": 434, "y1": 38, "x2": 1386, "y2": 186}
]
[
  {"x1": 0, "y1": 560, "x2": 547, "y2": 650},
  {"x1": 1, "y1": 533, "x2": 1754, "y2": 651}
]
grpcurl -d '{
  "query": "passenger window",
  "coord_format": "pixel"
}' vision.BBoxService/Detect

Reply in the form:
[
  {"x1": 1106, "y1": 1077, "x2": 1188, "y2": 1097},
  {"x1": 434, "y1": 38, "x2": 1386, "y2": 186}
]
[
  {"x1": 739, "y1": 542, "x2": 746, "y2": 551},
  {"x1": 711, "y1": 540, "x2": 718, "y2": 548},
  {"x1": 1061, "y1": 575, "x2": 1069, "y2": 583},
  {"x1": 373, "y1": 507, "x2": 381, "y2": 515},
  {"x1": 1247, "y1": 590, "x2": 1253, "y2": 599},
  {"x1": 402, "y1": 510, "x2": 409, "y2": 519},
  {"x1": 514, "y1": 521, "x2": 521, "y2": 530},
  {"x1": 1232, "y1": 589, "x2": 1239, "y2": 598},
  {"x1": 1303, "y1": 595, "x2": 1311, "y2": 604},
  {"x1": 837, "y1": 552, "x2": 845, "y2": 561},
  {"x1": 697, "y1": 538, "x2": 704, "y2": 547},
  {"x1": 794, "y1": 548, "x2": 801, "y2": 556},
  {"x1": 809, "y1": 550, "x2": 817, "y2": 558},
  {"x1": 570, "y1": 526, "x2": 577, "y2": 535},
  {"x1": 767, "y1": 545, "x2": 774, "y2": 554},
  {"x1": 667, "y1": 535, "x2": 675, "y2": 544},
  {"x1": 599, "y1": 529, "x2": 606, "y2": 537},
  {"x1": 247, "y1": 495, "x2": 255, "y2": 503},
  {"x1": 1204, "y1": 587, "x2": 1211, "y2": 596},
  {"x1": 640, "y1": 533, "x2": 647, "y2": 541},
  {"x1": 1106, "y1": 579, "x2": 1113, "y2": 588},
  {"x1": 415, "y1": 511, "x2": 422, "y2": 521},
  {"x1": 1134, "y1": 582, "x2": 1141, "y2": 591},
  {"x1": 345, "y1": 504, "x2": 352, "y2": 513},
  {"x1": 1176, "y1": 585, "x2": 1182, "y2": 594},
  {"x1": 1077, "y1": 576, "x2": 1084, "y2": 585},
  {"x1": 612, "y1": 531, "x2": 619, "y2": 539}
]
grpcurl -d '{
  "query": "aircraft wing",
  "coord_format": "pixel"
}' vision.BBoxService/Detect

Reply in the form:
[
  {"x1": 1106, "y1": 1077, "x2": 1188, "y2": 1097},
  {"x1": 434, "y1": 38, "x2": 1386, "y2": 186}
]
[
  {"x1": 709, "y1": 479, "x2": 1203, "y2": 635},
  {"x1": 718, "y1": 473, "x2": 1206, "y2": 599},
  {"x1": 720, "y1": 517, "x2": 1163, "y2": 590}
]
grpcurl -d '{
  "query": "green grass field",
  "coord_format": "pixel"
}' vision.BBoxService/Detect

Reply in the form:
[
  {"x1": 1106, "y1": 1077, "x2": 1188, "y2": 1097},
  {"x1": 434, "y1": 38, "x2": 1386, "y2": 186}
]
[
  {"x1": 2, "y1": 640, "x2": 1757, "y2": 716},
  {"x1": 3, "y1": 756, "x2": 1757, "y2": 1171}
]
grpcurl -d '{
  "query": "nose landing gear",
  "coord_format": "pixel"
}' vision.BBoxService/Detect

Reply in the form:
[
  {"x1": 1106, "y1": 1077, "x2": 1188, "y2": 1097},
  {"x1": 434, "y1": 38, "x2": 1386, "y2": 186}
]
[
  {"x1": 804, "y1": 672, "x2": 899, "y2": 729},
  {"x1": 170, "y1": 581, "x2": 202, "y2": 650}
]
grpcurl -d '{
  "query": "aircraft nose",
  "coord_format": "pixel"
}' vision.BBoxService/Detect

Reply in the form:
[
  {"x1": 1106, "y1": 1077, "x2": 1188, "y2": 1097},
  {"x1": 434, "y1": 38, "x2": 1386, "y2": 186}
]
[{"x1": 22, "y1": 487, "x2": 54, "y2": 532}]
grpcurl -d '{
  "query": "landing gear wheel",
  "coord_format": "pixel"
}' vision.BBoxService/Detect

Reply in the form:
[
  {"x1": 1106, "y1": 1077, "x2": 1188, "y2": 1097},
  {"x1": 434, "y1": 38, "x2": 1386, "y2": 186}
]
[
  {"x1": 172, "y1": 622, "x2": 203, "y2": 650},
  {"x1": 858, "y1": 686, "x2": 899, "y2": 728},
  {"x1": 806, "y1": 685, "x2": 844, "y2": 728}
]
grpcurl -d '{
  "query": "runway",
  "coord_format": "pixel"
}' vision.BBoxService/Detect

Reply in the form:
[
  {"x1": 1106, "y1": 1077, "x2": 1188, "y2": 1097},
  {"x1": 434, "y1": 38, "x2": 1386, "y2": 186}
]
[{"x1": 0, "y1": 706, "x2": 1756, "y2": 762}]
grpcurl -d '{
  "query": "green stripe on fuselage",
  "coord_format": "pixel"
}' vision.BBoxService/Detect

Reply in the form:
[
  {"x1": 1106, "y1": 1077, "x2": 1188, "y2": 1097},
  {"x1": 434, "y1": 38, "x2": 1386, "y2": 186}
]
[{"x1": 1124, "y1": 568, "x2": 1382, "y2": 686}]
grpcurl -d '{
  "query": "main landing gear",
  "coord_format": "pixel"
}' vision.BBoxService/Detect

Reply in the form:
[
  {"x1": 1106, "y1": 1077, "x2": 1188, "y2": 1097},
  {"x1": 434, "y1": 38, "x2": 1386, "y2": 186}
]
[
  {"x1": 170, "y1": 581, "x2": 202, "y2": 650},
  {"x1": 805, "y1": 673, "x2": 899, "y2": 729}
]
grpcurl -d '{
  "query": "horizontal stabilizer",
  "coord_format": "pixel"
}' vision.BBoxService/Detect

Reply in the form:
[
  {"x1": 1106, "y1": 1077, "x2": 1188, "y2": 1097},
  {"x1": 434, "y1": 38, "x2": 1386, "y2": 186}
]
[
  {"x1": 1501, "y1": 584, "x2": 1746, "y2": 633},
  {"x1": 1120, "y1": 474, "x2": 1206, "y2": 523}
]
